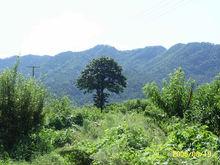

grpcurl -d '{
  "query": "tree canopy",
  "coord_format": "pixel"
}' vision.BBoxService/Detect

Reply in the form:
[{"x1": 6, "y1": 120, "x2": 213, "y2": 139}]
[{"x1": 76, "y1": 57, "x2": 127, "y2": 110}]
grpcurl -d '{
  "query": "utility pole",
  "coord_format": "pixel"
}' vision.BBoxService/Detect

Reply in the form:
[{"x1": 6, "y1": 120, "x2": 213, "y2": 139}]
[{"x1": 27, "y1": 66, "x2": 40, "y2": 78}]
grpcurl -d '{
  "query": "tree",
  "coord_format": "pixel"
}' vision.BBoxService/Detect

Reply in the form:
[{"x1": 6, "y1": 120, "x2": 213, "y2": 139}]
[
  {"x1": 76, "y1": 57, "x2": 127, "y2": 111},
  {"x1": 143, "y1": 68, "x2": 195, "y2": 118},
  {"x1": 0, "y1": 63, "x2": 46, "y2": 152},
  {"x1": 191, "y1": 73, "x2": 220, "y2": 135}
]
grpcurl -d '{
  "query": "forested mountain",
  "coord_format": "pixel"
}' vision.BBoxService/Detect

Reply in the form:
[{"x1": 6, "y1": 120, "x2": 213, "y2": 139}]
[{"x1": 0, "y1": 42, "x2": 219, "y2": 104}]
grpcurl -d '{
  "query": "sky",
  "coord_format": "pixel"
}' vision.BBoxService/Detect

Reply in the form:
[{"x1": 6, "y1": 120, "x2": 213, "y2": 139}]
[{"x1": 0, "y1": 0, "x2": 219, "y2": 58}]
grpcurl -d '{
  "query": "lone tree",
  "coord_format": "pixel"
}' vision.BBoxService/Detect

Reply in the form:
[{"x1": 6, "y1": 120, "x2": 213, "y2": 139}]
[{"x1": 76, "y1": 57, "x2": 127, "y2": 111}]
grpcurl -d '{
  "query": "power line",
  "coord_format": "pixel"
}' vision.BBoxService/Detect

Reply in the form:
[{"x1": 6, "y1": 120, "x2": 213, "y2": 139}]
[
  {"x1": 139, "y1": 0, "x2": 193, "y2": 25},
  {"x1": 125, "y1": 0, "x2": 192, "y2": 28},
  {"x1": 149, "y1": 0, "x2": 191, "y2": 21},
  {"x1": 140, "y1": 0, "x2": 179, "y2": 17}
]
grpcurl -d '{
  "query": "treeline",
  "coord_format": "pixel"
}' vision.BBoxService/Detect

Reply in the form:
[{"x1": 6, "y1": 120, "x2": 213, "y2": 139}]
[
  {"x1": 144, "y1": 68, "x2": 220, "y2": 135},
  {"x1": 0, "y1": 62, "x2": 219, "y2": 164}
]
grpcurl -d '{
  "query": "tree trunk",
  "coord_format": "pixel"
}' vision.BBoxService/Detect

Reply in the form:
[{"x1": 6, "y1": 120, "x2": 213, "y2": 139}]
[{"x1": 95, "y1": 88, "x2": 104, "y2": 112}]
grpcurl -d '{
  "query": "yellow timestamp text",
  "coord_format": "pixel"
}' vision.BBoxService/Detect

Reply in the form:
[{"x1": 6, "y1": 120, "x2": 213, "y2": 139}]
[{"x1": 172, "y1": 150, "x2": 212, "y2": 158}]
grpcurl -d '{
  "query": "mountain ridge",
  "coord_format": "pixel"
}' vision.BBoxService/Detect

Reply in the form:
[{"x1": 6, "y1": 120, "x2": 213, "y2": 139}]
[
  {"x1": 0, "y1": 42, "x2": 218, "y2": 60},
  {"x1": 0, "y1": 42, "x2": 219, "y2": 104}
]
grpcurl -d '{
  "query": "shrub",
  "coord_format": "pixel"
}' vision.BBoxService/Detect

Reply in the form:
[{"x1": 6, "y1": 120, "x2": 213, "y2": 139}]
[
  {"x1": 0, "y1": 64, "x2": 46, "y2": 153},
  {"x1": 105, "y1": 103, "x2": 127, "y2": 113},
  {"x1": 12, "y1": 128, "x2": 74, "y2": 160},
  {"x1": 59, "y1": 147, "x2": 93, "y2": 165},
  {"x1": 31, "y1": 152, "x2": 69, "y2": 165},
  {"x1": 124, "y1": 99, "x2": 148, "y2": 112},
  {"x1": 143, "y1": 68, "x2": 195, "y2": 118},
  {"x1": 0, "y1": 144, "x2": 9, "y2": 160},
  {"x1": 105, "y1": 99, "x2": 148, "y2": 114},
  {"x1": 75, "y1": 106, "x2": 103, "y2": 122},
  {"x1": 45, "y1": 97, "x2": 77, "y2": 130},
  {"x1": 144, "y1": 101, "x2": 167, "y2": 121},
  {"x1": 86, "y1": 124, "x2": 149, "y2": 164},
  {"x1": 190, "y1": 74, "x2": 220, "y2": 135},
  {"x1": 167, "y1": 124, "x2": 218, "y2": 152},
  {"x1": 138, "y1": 123, "x2": 220, "y2": 164}
]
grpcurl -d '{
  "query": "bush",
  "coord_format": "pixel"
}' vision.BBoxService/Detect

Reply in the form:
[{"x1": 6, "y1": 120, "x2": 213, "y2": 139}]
[
  {"x1": 105, "y1": 99, "x2": 148, "y2": 114},
  {"x1": 105, "y1": 103, "x2": 127, "y2": 113},
  {"x1": 144, "y1": 101, "x2": 167, "y2": 121},
  {"x1": 143, "y1": 68, "x2": 195, "y2": 118},
  {"x1": 137, "y1": 123, "x2": 220, "y2": 164},
  {"x1": 11, "y1": 128, "x2": 74, "y2": 160},
  {"x1": 45, "y1": 97, "x2": 78, "y2": 130},
  {"x1": 31, "y1": 152, "x2": 69, "y2": 165},
  {"x1": 0, "y1": 144, "x2": 9, "y2": 160},
  {"x1": 77, "y1": 124, "x2": 149, "y2": 164},
  {"x1": 190, "y1": 74, "x2": 220, "y2": 135},
  {"x1": 59, "y1": 147, "x2": 93, "y2": 165},
  {"x1": 0, "y1": 64, "x2": 46, "y2": 153},
  {"x1": 167, "y1": 124, "x2": 218, "y2": 152}
]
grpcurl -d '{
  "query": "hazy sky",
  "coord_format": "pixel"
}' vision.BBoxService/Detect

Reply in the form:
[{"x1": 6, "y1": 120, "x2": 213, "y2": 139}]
[{"x1": 0, "y1": 0, "x2": 219, "y2": 58}]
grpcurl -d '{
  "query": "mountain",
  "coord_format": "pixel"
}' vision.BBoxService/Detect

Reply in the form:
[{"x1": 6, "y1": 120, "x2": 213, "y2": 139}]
[{"x1": 0, "y1": 42, "x2": 220, "y2": 105}]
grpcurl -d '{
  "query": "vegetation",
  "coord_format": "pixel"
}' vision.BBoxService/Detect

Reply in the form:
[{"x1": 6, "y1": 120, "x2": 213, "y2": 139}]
[
  {"x1": 189, "y1": 74, "x2": 220, "y2": 136},
  {"x1": 0, "y1": 63, "x2": 46, "y2": 157},
  {"x1": 143, "y1": 68, "x2": 195, "y2": 118},
  {"x1": 0, "y1": 61, "x2": 220, "y2": 164},
  {"x1": 1, "y1": 42, "x2": 220, "y2": 105},
  {"x1": 77, "y1": 57, "x2": 126, "y2": 110}
]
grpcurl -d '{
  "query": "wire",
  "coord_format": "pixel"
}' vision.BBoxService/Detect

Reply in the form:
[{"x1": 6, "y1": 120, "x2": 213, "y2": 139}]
[
  {"x1": 136, "y1": 0, "x2": 180, "y2": 18},
  {"x1": 140, "y1": 0, "x2": 193, "y2": 25},
  {"x1": 151, "y1": 0, "x2": 191, "y2": 21}
]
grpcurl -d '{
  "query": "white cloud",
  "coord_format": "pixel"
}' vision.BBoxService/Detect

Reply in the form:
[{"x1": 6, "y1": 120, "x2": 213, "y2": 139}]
[{"x1": 21, "y1": 12, "x2": 104, "y2": 55}]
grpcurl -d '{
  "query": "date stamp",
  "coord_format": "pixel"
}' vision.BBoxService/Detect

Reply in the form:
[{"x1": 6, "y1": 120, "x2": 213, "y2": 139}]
[{"x1": 172, "y1": 150, "x2": 212, "y2": 158}]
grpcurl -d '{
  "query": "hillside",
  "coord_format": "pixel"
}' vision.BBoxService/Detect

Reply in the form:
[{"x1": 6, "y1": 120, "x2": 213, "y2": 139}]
[
  {"x1": 0, "y1": 42, "x2": 220, "y2": 104},
  {"x1": 1, "y1": 66, "x2": 219, "y2": 164}
]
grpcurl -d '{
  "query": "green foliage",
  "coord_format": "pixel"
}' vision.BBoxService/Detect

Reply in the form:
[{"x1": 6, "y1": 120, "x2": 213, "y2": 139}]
[
  {"x1": 31, "y1": 152, "x2": 70, "y2": 165},
  {"x1": 31, "y1": 128, "x2": 73, "y2": 152},
  {"x1": 105, "y1": 99, "x2": 148, "y2": 114},
  {"x1": 100, "y1": 124, "x2": 149, "y2": 150},
  {"x1": 1, "y1": 64, "x2": 220, "y2": 164},
  {"x1": 11, "y1": 128, "x2": 74, "y2": 160},
  {"x1": 0, "y1": 144, "x2": 9, "y2": 160},
  {"x1": 144, "y1": 101, "x2": 167, "y2": 122},
  {"x1": 69, "y1": 111, "x2": 167, "y2": 165},
  {"x1": 75, "y1": 106, "x2": 103, "y2": 122},
  {"x1": 190, "y1": 74, "x2": 220, "y2": 135},
  {"x1": 73, "y1": 124, "x2": 149, "y2": 165},
  {"x1": 1, "y1": 99, "x2": 220, "y2": 164},
  {"x1": 77, "y1": 57, "x2": 127, "y2": 110},
  {"x1": 167, "y1": 124, "x2": 218, "y2": 152},
  {"x1": 44, "y1": 97, "x2": 78, "y2": 130},
  {"x1": 121, "y1": 99, "x2": 148, "y2": 113},
  {"x1": 0, "y1": 64, "x2": 46, "y2": 153},
  {"x1": 143, "y1": 68, "x2": 195, "y2": 118},
  {"x1": 59, "y1": 147, "x2": 93, "y2": 165},
  {"x1": 132, "y1": 121, "x2": 220, "y2": 164}
]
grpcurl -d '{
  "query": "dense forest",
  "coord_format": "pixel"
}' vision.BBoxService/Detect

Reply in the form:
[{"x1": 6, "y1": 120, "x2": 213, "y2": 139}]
[
  {"x1": 0, "y1": 42, "x2": 220, "y2": 105},
  {"x1": 0, "y1": 57, "x2": 220, "y2": 164}
]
